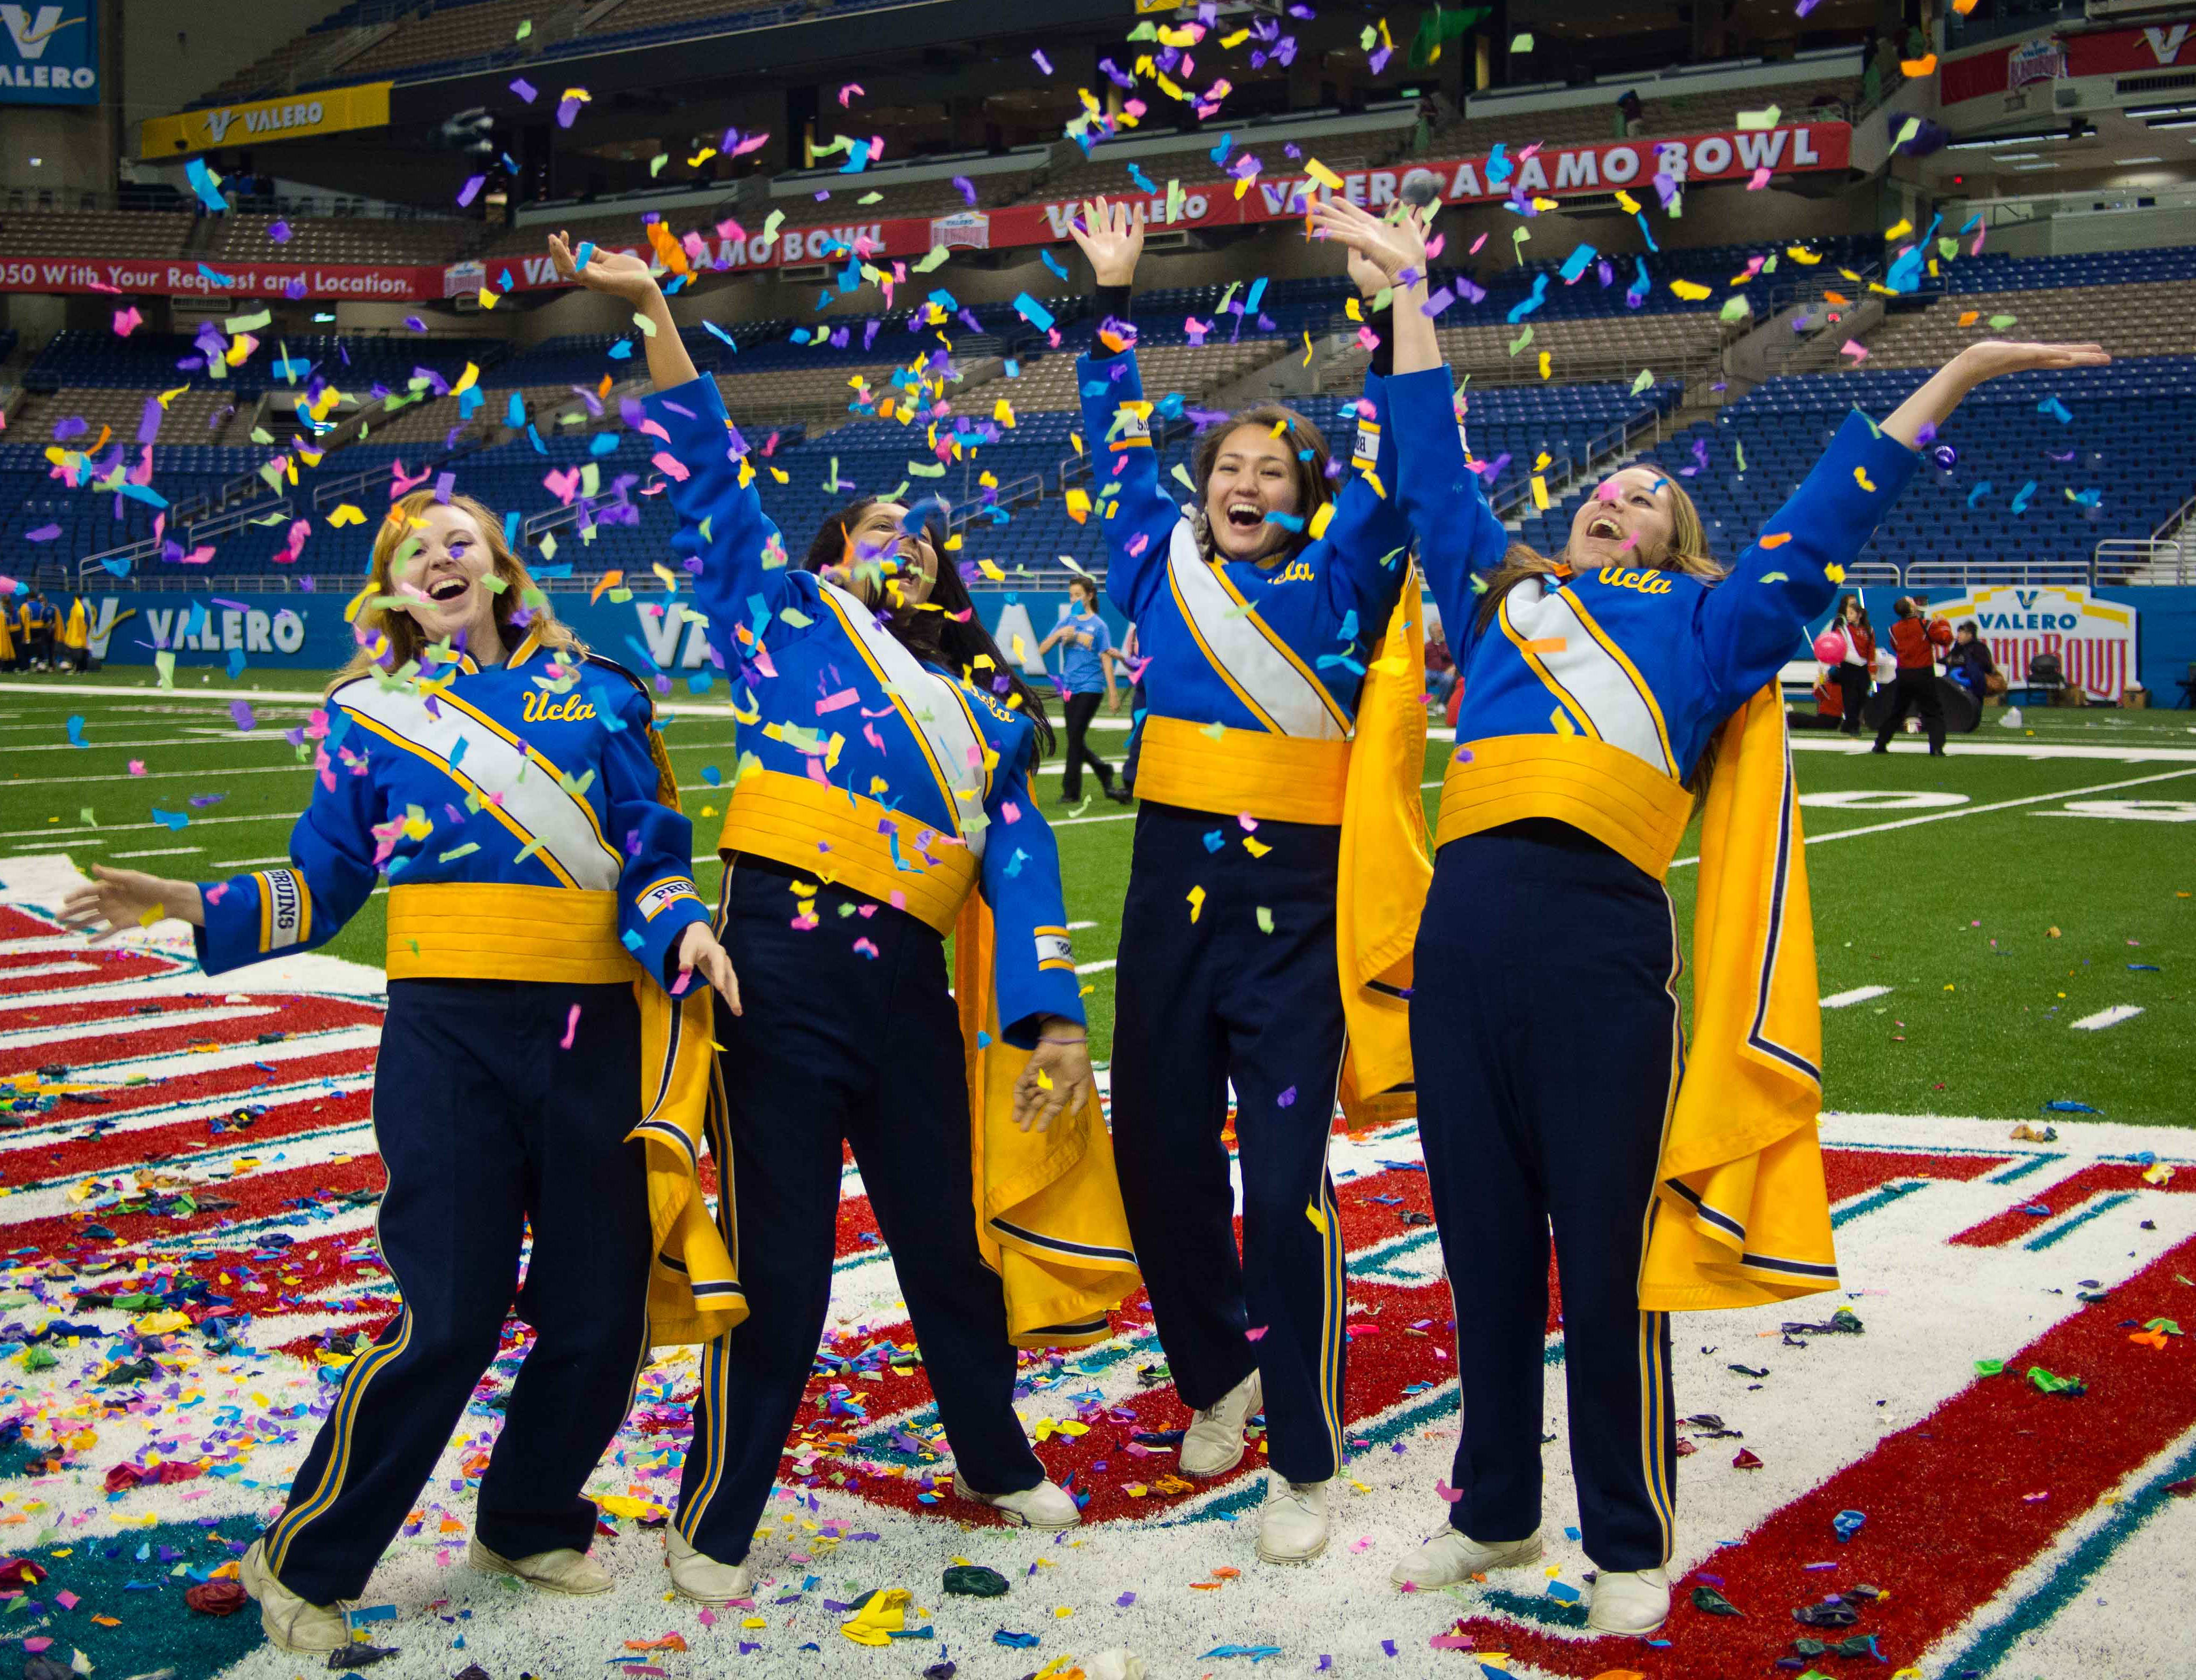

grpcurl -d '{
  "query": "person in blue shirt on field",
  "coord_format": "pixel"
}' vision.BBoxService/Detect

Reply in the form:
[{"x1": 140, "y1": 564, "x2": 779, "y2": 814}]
[
  {"x1": 1066, "y1": 197, "x2": 1425, "y2": 1566},
  {"x1": 58, "y1": 488, "x2": 743, "y2": 1652},
  {"x1": 1037, "y1": 574, "x2": 1129, "y2": 804},
  {"x1": 548, "y1": 233, "x2": 1139, "y2": 1606},
  {"x1": 1312, "y1": 192, "x2": 2106, "y2": 1633}
]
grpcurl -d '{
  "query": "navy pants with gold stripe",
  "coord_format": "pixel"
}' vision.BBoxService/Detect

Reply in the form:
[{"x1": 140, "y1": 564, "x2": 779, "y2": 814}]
[
  {"x1": 674, "y1": 859, "x2": 1046, "y2": 1565},
  {"x1": 261, "y1": 979, "x2": 654, "y2": 1605},
  {"x1": 1411, "y1": 819, "x2": 1679, "y2": 1573},
  {"x1": 1109, "y1": 802, "x2": 1349, "y2": 1486}
]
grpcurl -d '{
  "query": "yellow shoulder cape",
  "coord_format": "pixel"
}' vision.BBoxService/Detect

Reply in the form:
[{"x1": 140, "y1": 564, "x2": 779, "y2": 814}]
[
  {"x1": 1639, "y1": 685, "x2": 1838, "y2": 1312},
  {"x1": 1335, "y1": 567, "x2": 1434, "y2": 1127}
]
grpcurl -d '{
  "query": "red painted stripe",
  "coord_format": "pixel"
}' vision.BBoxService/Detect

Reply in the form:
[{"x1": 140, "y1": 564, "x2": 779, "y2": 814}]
[
  {"x1": 0, "y1": 994, "x2": 383, "y2": 1078},
  {"x1": 1825, "y1": 1148, "x2": 2005, "y2": 1201},
  {"x1": 3, "y1": 1083, "x2": 375, "y2": 1189},
  {"x1": 1951, "y1": 1161, "x2": 2194, "y2": 1247},
  {"x1": 1441, "y1": 1227, "x2": 2196, "y2": 1675}
]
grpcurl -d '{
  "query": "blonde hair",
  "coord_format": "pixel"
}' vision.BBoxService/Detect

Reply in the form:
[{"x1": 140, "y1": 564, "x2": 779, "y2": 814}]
[
  {"x1": 330, "y1": 489, "x2": 585, "y2": 694},
  {"x1": 1472, "y1": 471, "x2": 1719, "y2": 641}
]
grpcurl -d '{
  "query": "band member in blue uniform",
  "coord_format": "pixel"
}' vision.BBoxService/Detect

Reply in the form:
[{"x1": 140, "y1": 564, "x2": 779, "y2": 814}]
[
  {"x1": 1065, "y1": 199, "x2": 1429, "y2": 1565},
  {"x1": 1312, "y1": 193, "x2": 2107, "y2": 1632},
  {"x1": 549, "y1": 235, "x2": 1139, "y2": 1605},
  {"x1": 60, "y1": 489, "x2": 743, "y2": 1652}
]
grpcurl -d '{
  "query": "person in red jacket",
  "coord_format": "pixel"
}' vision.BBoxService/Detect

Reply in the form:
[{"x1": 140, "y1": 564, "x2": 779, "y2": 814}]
[
  {"x1": 1829, "y1": 595, "x2": 1875, "y2": 737},
  {"x1": 1872, "y1": 596, "x2": 1954, "y2": 756}
]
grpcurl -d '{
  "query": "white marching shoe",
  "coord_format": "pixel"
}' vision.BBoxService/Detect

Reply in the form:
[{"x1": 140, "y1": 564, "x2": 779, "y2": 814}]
[
  {"x1": 238, "y1": 1540, "x2": 352, "y2": 1654},
  {"x1": 665, "y1": 1529, "x2": 754, "y2": 1604},
  {"x1": 1179, "y1": 1368, "x2": 1262, "y2": 1477},
  {"x1": 1588, "y1": 1565, "x2": 1671, "y2": 1634},
  {"x1": 1256, "y1": 1473, "x2": 1330, "y2": 1564},
  {"x1": 951, "y1": 1471, "x2": 1082, "y2": 1529},
  {"x1": 467, "y1": 1536, "x2": 612, "y2": 1595},
  {"x1": 1389, "y1": 1526, "x2": 1544, "y2": 1589}
]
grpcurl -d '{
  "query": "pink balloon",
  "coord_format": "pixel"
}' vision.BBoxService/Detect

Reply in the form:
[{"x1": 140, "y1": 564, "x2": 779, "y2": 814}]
[{"x1": 1813, "y1": 631, "x2": 1848, "y2": 664}]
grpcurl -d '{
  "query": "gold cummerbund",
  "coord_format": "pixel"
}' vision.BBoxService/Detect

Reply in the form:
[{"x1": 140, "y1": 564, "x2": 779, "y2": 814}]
[
  {"x1": 715, "y1": 766, "x2": 978, "y2": 936},
  {"x1": 385, "y1": 882, "x2": 642, "y2": 983},
  {"x1": 1136, "y1": 714, "x2": 1353, "y2": 827},
  {"x1": 1434, "y1": 734, "x2": 1696, "y2": 882}
]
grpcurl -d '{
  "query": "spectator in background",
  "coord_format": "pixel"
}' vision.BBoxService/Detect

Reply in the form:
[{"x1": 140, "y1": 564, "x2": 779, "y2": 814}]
[
  {"x1": 1613, "y1": 89, "x2": 1644, "y2": 138},
  {"x1": 1945, "y1": 619, "x2": 1999, "y2": 700},
  {"x1": 1872, "y1": 595, "x2": 1953, "y2": 756},
  {"x1": 58, "y1": 595, "x2": 89, "y2": 674},
  {"x1": 21, "y1": 590, "x2": 57, "y2": 672},
  {"x1": 0, "y1": 596, "x2": 15, "y2": 672},
  {"x1": 1830, "y1": 594, "x2": 1874, "y2": 736},
  {"x1": 1106, "y1": 621, "x2": 1146, "y2": 795},
  {"x1": 1425, "y1": 629, "x2": 1457, "y2": 705},
  {"x1": 1037, "y1": 576, "x2": 1130, "y2": 805}
]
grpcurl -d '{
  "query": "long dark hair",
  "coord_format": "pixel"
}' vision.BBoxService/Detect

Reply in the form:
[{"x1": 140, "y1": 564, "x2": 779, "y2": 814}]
[
  {"x1": 804, "y1": 496, "x2": 1055, "y2": 758},
  {"x1": 1189, "y1": 405, "x2": 1333, "y2": 565},
  {"x1": 1836, "y1": 593, "x2": 1871, "y2": 633}
]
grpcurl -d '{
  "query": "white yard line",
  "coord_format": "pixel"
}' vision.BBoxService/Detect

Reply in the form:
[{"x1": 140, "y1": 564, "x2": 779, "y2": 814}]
[
  {"x1": 2070, "y1": 1005, "x2": 2144, "y2": 1031},
  {"x1": 1669, "y1": 766, "x2": 2196, "y2": 868},
  {"x1": 1074, "y1": 959, "x2": 1118, "y2": 976},
  {"x1": 1822, "y1": 985, "x2": 1894, "y2": 1008},
  {"x1": 0, "y1": 811, "x2": 290, "y2": 841},
  {"x1": 1, "y1": 763, "x2": 313, "y2": 791},
  {"x1": 107, "y1": 845, "x2": 204, "y2": 860}
]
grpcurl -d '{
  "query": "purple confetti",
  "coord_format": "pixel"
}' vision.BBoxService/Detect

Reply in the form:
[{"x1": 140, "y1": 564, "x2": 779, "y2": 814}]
[
  {"x1": 1277, "y1": 1086, "x2": 1297, "y2": 1108},
  {"x1": 556, "y1": 96, "x2": 581, "y2": 128},
  {"x1": 456, "y1": 174, "x2": 486, "y2": 208},
  {"x1": 952, "y1": 174, "x2": 977, "y2": 207},
  {"x1": 25, "y1": 524, "x2": 60, "y2": 543},
  {"x1": 510, "y1": 76, "x2": 537, "y2": 103},
  {"x1": 229, "y1": 700, "x2": 257, "y2": 732},
  {"x1": 137, "y1": 397, "x2": 165, "y2": 446},
  {"x1": 267, "y1": 220, "x2": 291, "y2": 244}
]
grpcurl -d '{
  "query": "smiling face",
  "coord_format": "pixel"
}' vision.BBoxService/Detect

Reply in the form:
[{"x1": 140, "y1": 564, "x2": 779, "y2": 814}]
[
  {"x1": 839, "y1": 500, "x2": 938, "y2": 606},
  {"x1": 387, "y1": 501, "x2": 502, "y2": 655},
  {"x1": 1569, "y1": 465, "x2": 1679, "y2": 570},
  {"x1": 1204, "y1": 423, "x2": 1302, "y2": 562}
]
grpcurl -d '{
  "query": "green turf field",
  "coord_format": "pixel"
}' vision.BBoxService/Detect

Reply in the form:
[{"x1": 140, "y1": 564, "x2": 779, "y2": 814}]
[{"x1": 3, "y1": 671, "x2": 2189, "y2": 1127}]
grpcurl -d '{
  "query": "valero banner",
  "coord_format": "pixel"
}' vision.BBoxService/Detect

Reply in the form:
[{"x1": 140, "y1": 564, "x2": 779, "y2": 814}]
[
  {"x1": 138, "y1": 81, "x2": 393, "y2": 159},
  {"x1": 0, "y1": 1, "x2": 97, "y2": 105},
  {"x1": 1917, "y1": 584, "x2": 2140, "y2": 702},
  {"x1": 0, "y1": 120, "x2": 1848, "y2": 299},
  {"x1": 68, "y1": 588, "x2": 1120, "y2": 680}
]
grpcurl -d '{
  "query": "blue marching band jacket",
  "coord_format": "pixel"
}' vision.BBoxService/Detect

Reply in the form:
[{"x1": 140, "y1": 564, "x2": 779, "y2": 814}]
[
  {"x1": 645, "y1": 374, "x2": 1140, "y2": 1345},
  {"x1": 192, "y1": 624, "x2": 744, "y2": 1347},
  {"x1": 1384, "y1": 364, "x2": 1923, "y2": 1310}
]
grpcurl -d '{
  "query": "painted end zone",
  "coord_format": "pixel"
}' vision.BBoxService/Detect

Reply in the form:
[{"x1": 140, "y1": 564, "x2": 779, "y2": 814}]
[{"x1": 0, "y1": 857, "x2": 2189, "y2": 1679}]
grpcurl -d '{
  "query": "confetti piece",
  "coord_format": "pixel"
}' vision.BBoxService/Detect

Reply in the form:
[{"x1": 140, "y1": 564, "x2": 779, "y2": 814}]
[
  {"x1": 1853, "y1": 468, "x2": 1876, "y2": 492},
  {"x1": 560, "y1": 1005, "x2": 581, "y2": 1049}
]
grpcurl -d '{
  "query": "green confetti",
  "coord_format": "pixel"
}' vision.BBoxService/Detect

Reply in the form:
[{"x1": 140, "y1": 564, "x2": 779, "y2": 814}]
[
  {"x1": 1255, "y1": 906, "x2": 1276, "y2": 934},
  {"x1": 1507, "y1": 324, "x2": 1534, "y2": 356},
  {"x1": 1988, "y1": 314, "x2": 2017, "y2": 329},
  {"x1": 1629, "y1": 369, "x2": 1655, "y2": 395}
]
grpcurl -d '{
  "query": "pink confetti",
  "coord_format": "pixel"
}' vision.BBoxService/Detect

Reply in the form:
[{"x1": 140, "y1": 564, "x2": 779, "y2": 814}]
[
  {"x1": 112, "y1": 307, "x2": 142, "y2": 337},
  {"x1": 814, "y1": 688, "x2": 859, "y2": 713},
  {"x1": 1245, "y1": 1325, "x2": 1268, "y2": 1342},
  {"x1": 53, "y1": 1592, "x2": 77, "y2": 1611},
  {"x1": 1840, "y1": 339, "x2": 1871, "y2": 361},
  {"x1": 1434, "y1": 1480, "x2": 1465, "y2": 1502},
  {"x1": 1747, "y1": 167, "x2": 1772, "y2": 190},
  {"x1": 852, "y1": 937, "x2": 880, "y2": 959},
  {"x1": 560, "y1": 1005, "x2": 581, "y2": 1049},
  {"x1": 128, "y1": 760, "x2": 146, "y2": 775},
  {"x1": 650, "y1": 451, "x2": 691, "y2": 483}
]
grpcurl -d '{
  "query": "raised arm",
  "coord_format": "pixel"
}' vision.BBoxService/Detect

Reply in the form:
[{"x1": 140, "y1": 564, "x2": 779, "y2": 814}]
[
  {"x1": 1311, "y1": 196, "x2": 1509, "y2": 647},
  {"x1": 1699, "y1": 340, "x2": 2108, "y2": 704},
  {"x1": 1067, "y1": 198, "x2": 1179, "y2": 624}
]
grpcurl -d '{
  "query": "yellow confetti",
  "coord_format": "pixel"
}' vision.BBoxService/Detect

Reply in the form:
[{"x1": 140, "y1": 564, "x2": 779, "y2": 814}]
[
  {"x1": 1669, "y1": 279, "x2": 1711, "y2": 302},
  {"x1": 1614, "y1": 190, "x2": 1640, "y2": 215},
  {"x1": 326, "y1": 503, "x2": 366, "y2": 527},
  {"x1": 1186, "y1": 885, "x2": 1206, "y2": 923},
  {"x1": 1305, "y1": 1201, "x2": 1330, "y2": 1235},
  {"x1": 1852, "y1": 468, "x2": 1875, "y2": 492},
  {"x1": 1305, "y1": 158, "x2": 1343, "y2": 191},
  {"x1": 1883, "y1": 218, "x2": 1913, "y2": 242}
]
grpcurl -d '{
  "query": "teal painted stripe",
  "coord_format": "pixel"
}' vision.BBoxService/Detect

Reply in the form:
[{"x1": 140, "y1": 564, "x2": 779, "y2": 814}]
[
  {"x1": 2023, "y1": 1193, "x2": 2135, "y2": 1252},
  {"x1": 1989, "y1": 1153, "x2": 2066, "y2": 1185},
  {"x1": 1348, "y1": 1228, "x2": 1441, "y2": 1280},
  {"x1": 1831, "y1": 1178, "x2": 1930, "y2": 1230},
  {"x1": 1934, "y1": 1430, "x2": 2196, "y2": 1678},
  {"x1": 1481, "y1": 1587, "x2": 1590, "y2": 1630}
]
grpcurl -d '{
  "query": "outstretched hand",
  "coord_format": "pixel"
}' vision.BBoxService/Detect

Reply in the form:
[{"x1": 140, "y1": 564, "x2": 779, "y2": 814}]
[
  {"x1": 1307, "y1": 195, "x2": 1430, "y2": 291},
  {"x1": 1066, "y1": 196, "x2": 1144, "y2": 288},
  {"x1": 57, "y1": 864, "x2": 203, "y2": 942},
  {"x1": 547, "y1": 231, "x2": 661, "y2": 305},
  {"x1": 1954, "y1": 340, "x2": 2109, "y2": 384}
]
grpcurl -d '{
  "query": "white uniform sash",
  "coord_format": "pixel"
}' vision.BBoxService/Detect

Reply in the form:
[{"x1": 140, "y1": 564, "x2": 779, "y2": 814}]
[
  {"x1": 1165, "y1": 522, "x2": 1350, "y2": 740},
  {"x1": 819, "y1": 579, "x2": 990, "y2": 860},
  {"x1": 1499, "y1": 578, "x2": 1677, "y2": 777},
  {"x1": 333, "y1": 676, "x2": 623, "y2": 889}
]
